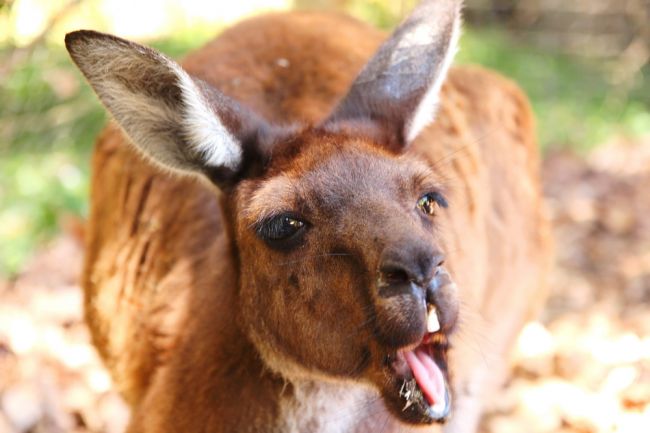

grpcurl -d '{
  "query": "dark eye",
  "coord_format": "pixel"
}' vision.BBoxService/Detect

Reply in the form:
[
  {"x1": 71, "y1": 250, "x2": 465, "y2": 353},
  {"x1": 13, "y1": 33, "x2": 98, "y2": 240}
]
[
  {"x1": 417, "y1": 192, "x2": 448, "y2": 216},
  {"x1": 257, "y1": 213, "x2": 307, "y2": 249}
]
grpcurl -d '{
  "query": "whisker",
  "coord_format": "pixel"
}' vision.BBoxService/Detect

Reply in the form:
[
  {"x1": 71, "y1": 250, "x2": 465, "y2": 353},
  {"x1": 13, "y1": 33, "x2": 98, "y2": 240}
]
[{"x1": 430, "y1": 143, "x2": 472, "y2": 171}]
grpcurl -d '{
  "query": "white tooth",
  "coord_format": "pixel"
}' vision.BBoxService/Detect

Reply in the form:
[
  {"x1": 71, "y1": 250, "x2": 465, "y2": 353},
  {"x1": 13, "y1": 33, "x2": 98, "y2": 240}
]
[{"x1": 427, "y1": 307, "x2": 440, "y2": 333}]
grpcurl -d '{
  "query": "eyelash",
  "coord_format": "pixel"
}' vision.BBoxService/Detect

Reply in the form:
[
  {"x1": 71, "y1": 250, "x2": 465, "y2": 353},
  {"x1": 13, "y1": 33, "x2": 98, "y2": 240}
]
[{"x1": 256, "y1": 213, "x2": 309, "y2": 250}]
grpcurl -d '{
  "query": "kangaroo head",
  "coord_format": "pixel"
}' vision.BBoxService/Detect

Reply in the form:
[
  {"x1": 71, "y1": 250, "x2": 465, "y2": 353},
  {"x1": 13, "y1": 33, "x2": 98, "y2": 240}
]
[{"x1": 66, "y1": 0, "x2": 462, "y2": 425}]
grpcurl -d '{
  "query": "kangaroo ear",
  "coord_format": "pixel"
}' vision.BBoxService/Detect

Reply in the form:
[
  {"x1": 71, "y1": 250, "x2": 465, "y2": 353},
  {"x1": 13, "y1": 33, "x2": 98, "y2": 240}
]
[
  {"x1": 324, "y1": 0, "x2": 461, "y2": 148},
  {"x1": 65, "y1": 30, "x2": 267, "y2": 187}
]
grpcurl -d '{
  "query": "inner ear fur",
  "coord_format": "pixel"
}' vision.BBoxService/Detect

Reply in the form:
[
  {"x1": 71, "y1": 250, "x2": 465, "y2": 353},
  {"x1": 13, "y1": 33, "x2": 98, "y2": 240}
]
[{"x1": 65, "y1": 30, "x2": 269, "y2": 189}]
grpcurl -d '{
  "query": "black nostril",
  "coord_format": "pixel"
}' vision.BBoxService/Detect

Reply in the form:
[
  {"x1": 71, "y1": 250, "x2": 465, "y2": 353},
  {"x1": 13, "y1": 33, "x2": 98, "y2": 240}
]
[{"x1": 378, "y1": 248, "x2": 446, "y2": 290}]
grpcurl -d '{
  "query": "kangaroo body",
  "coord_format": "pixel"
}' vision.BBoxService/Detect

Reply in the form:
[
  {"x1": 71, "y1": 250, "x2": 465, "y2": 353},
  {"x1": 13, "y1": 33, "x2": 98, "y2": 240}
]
[{"x1": 74, "y1": 6, "x2": 551, "y2": 433}]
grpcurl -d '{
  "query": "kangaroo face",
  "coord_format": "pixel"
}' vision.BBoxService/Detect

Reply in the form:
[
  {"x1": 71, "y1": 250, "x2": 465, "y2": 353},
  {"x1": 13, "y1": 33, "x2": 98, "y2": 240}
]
[
  {"x1": 235, "y1": 130, "x2": 459, "y2": 423},
  {"x1": 65, "y1": 0, "x2": 462, "y2": 424}
]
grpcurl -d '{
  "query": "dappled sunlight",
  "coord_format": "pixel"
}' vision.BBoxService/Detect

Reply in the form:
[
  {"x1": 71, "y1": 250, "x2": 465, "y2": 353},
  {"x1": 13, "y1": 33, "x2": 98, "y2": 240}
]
[
  {"x1": 480, "y1": 136, "x2": 650, "y2": 433},
  {"x1": 0, "y1": 237, "x2": 130, "y2": 433},
  {"x1": 6, "y1": 0, "x2": 293, "y2": 45},
  {"x1": 497, "y1": 312, "x2": 650, "y2": 433}
]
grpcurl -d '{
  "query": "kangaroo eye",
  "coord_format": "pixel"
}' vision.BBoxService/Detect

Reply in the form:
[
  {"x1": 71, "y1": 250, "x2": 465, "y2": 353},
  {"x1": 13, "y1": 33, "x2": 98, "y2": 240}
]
[
  {"x1": 257, "y1": 213, "x2": 307, "y2": 249},
  {"x1": 417, "y1": 192, "x2": 448, "y2": 216}
]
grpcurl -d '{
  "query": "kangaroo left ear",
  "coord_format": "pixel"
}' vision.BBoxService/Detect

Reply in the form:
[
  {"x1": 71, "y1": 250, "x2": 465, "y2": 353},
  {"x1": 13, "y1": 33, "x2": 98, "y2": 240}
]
[
  {"x1": 323, "y1": 0, "x2": 461, "y2": 149},
  {"x1": 65, "y1": 30, "x2": 269, "y2": 190}
]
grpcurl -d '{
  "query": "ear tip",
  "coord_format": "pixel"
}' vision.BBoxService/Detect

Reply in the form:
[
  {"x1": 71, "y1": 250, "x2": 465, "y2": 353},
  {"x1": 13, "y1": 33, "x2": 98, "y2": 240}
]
[
  {"x1": 64, "y1": 30, "x2": 100, "y2": 54},
  {"x1": 64, "y1": 29, "x2": 125, "y2": 56},
  {"x1": 65, "y1": 29, "x2": 100, "y2": 42}
]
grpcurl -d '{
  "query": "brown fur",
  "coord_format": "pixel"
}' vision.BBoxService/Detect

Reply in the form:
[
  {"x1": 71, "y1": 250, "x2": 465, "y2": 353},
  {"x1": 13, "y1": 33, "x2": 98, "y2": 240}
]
[{"x1": 81, "y1": 10, "x2": 551, "y2": 433}]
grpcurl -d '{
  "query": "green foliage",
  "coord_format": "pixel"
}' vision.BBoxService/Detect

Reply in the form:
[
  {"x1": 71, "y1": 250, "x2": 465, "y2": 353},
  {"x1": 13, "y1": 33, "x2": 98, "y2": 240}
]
[
  {"x1": 0, "y1": 152, "x2": 88, "y2": 275},
  {"x1": 456, "y1": 28, "x2": 650, "y2": 152},
  {"x1": 0, "y1": 45, "x2": 98, "y2": 275},
  {"x1": 0, "y1": 36, "x2": 211, "y2": 276},
  {"x1": 0, "y1": 0, "x2": 13, "y2": 11}
]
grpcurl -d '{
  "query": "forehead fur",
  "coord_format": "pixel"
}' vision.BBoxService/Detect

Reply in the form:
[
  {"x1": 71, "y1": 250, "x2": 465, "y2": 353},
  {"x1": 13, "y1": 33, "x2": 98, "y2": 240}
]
[
  {"x1": 239, "y1": 131, "x2": 444, "y2": 227},
  {"x1": 240, "y1": 175, "x2": 297, "y2": 224}
]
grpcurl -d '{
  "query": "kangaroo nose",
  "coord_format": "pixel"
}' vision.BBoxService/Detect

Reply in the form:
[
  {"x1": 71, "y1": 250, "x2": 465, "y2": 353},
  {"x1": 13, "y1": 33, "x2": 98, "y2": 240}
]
[{"x1": 378, "y1": 244, "x2": 445, "y2": 293}]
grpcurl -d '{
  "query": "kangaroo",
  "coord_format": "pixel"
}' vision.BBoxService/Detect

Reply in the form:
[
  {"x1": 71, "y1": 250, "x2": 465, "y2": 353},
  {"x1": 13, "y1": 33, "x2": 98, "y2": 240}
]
[{"x1": 66, "y1": 1, "x2": 551, "y2": 432}]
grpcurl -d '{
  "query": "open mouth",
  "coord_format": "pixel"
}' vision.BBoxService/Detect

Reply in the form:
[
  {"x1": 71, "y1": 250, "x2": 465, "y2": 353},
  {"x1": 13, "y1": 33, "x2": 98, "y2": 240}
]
[{"x1": 385, "y1": 307, "x2": 452, "y2": 424}]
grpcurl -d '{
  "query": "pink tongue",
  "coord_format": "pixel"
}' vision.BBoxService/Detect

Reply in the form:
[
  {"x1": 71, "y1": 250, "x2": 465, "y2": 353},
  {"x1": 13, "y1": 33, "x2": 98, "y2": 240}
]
[{"x1": 403, "y1": 347, "x2": 446, "y2": 407}]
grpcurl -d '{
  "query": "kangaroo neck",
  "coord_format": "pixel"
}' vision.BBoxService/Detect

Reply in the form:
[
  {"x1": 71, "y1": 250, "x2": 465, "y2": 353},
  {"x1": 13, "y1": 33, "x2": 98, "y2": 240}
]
[{"x1": 181, "y1": 323, "x2": 379, "y2": 433}]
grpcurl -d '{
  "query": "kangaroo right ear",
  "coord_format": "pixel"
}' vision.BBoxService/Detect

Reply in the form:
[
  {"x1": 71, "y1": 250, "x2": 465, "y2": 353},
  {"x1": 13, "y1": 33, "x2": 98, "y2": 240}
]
[
  {"x1": 323, "y1": 0, "x2": 461, "y2": 150},
  {"x1": 65, "y1": 30, "x2": 267, "y2": 188}
]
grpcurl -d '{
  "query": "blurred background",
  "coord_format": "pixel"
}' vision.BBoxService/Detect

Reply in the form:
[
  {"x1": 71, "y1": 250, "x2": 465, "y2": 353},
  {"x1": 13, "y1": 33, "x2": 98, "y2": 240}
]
[{"x1": 0, "y1": 0, "x2": 648, "y2": 432}]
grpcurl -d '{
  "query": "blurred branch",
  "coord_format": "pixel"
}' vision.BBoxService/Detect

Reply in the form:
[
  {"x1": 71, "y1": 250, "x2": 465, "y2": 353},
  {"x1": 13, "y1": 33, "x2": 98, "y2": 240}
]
[
  {"x1": 0, "y1": 0, "x2": 83, "y2": 79},
  {"x1": 0, "y1": 0, "x2": 15, "y2": 12},
  {"x1": 464, "y1": 0, "x2": 650, "y2": 61},
  {"x1": 611, "y1": 0, "x2": 649, "y2": 84},
  {"x1": 293, "y1": 0, "x2": 348, "y2": 10},
  {"x1": 603, "y1": 0, "x2": 650, "y2": 110},
  {"x1": 22, "y1": 0, "x2": 83, "y2": 51}
]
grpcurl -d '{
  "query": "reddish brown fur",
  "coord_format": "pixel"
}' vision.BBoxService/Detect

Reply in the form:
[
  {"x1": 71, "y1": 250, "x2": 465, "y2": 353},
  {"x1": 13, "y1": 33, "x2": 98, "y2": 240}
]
[{"x1": 82, "y1": 11, "x2": 551, "y2": 433}]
